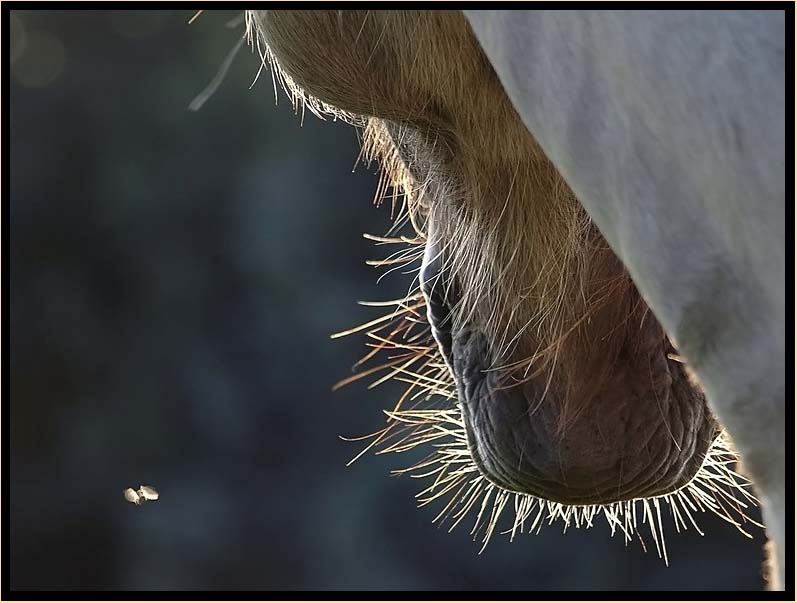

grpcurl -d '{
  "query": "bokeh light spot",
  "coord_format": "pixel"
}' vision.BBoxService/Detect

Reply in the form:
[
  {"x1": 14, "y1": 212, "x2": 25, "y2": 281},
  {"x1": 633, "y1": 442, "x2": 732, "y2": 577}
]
[
  {"x1": 12, "y1": 30, "x2": 66, "y2": 88},
  {"x1": 10, "y1": 12, "x2": 27, "y2": 65}
]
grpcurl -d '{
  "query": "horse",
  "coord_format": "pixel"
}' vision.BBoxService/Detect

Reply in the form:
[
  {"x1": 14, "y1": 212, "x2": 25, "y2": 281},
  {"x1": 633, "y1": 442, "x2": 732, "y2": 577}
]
[{"x1": 245, "y1": 10, "x2": 787, "y2": 589}]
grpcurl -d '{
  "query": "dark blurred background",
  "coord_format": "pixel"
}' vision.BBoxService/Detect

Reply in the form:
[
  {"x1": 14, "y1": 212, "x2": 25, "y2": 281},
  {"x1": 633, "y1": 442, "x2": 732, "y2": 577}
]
[{"x1": 9, "y1": 9, "x2": 768, "y2": 591}]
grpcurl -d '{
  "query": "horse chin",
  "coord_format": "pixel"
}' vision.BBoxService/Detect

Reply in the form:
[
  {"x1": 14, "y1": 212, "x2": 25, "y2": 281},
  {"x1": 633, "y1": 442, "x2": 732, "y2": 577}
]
[
  {"x1": 450, "y1": 326, "x2": 720, "y2": 505},
  {"x1": 420, "y1": 229, "x2": 720, "y2": 506}
]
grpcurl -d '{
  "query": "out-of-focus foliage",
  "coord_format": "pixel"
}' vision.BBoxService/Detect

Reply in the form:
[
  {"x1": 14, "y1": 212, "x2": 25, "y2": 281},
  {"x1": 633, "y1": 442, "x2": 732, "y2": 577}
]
[{"x1": 9, "y1": 10, "x2": 767, "y2": 591}]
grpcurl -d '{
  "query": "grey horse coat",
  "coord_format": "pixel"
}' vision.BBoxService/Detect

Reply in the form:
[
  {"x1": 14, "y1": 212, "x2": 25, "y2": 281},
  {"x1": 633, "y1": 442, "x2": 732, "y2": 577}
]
[{"x1": 464, "y1": 9, "x2": 787, "y2": 588}]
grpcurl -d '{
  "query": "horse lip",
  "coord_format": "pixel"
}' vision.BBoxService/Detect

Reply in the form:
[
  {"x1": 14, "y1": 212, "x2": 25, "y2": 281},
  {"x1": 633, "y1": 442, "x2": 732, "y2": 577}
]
[{"x1": 449, "y1": 324, "x2": 718, "y2": 505}]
